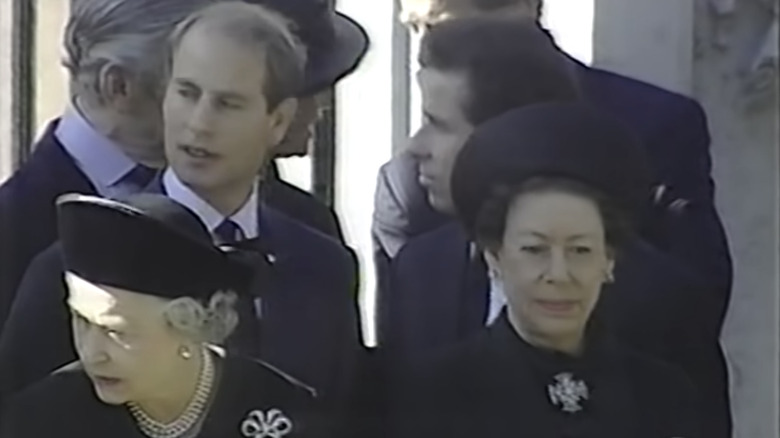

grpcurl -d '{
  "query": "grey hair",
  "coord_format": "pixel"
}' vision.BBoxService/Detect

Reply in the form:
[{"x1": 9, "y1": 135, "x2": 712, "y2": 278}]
[
  {"x1": 165, "y1": 2, "x2": 307, "y2": 109},
  {"x1": 63, "y1": 0, "x2": 220, "y2": 101},
  {"x1": 163, "y1": 291, "x2": 239, "y2": 344}
]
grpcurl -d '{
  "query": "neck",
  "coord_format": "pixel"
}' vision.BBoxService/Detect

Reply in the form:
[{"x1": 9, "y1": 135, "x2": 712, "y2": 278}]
[
  {"x1": 507, "y1": 310, "x2": 584, "y2": 356},
  {"x1": 135, "y1": 350, "x2": 205, "y2": 423},
  {"x1": 74, "y1": 97, "x2": 165, "y2": 169},
  {"x1": 192, "y1": 180, "x2": 254, "y2": 218}
]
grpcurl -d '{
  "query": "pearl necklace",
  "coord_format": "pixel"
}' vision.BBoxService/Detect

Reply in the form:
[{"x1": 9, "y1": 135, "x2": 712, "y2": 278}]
[{"x1": 127, "y1": 347, "x2": 215, "y2": 438}]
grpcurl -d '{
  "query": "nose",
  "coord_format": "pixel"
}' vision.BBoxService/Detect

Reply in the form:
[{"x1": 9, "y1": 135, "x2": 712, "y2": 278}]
[
  {"x1": 544, "y1": 248, "x2": 571, "y2": 283},
  {"x1": 406, "y1": 128, "x2": 430, "y2": 160},
  {"x1": 76, "y1": 326, "x2": 109, "y2": 365},
  {"x1": 186, "y1": 98, "x2": 214, "y2": 137}
]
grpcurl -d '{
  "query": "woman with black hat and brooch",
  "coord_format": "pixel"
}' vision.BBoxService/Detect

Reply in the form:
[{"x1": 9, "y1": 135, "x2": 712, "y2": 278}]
[
  {"x1": 392, "y1": 103, "x2": 701, "y2": 438},
  {"x1": 0, "y1": 193, "x2": 325, "y2": 438}
]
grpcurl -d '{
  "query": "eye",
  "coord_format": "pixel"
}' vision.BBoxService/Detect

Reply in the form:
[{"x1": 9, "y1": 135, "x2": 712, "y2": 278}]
[
  {"x1": 571, "y1": 246, "x2": 593, "y2": 255},
  {"x1": 216, "y1": 98, "x2": 242, "y2": 110},
  {"x1": 520, "y1": 245, "x2": 546, "y2": 255},
  {"x1": 177, "y1": 87, "x2": 198, "y2": 100}
]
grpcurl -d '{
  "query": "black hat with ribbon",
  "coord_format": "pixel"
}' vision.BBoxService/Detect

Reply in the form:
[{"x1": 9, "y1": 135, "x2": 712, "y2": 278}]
[{"x1": 57, "y1": 193, "x2": 258, "y2": 300}]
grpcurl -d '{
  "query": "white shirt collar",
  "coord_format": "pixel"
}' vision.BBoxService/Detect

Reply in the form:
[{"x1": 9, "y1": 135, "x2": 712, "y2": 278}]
[
  {"x1": 55, "y1": 104, "x2": 137, "y2": 191},
  {"x1": 162, "y1": 168, "x2": 259, "y2": 239}
]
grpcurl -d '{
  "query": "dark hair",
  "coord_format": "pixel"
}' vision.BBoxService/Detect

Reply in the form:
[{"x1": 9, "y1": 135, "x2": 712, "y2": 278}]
[
  {"x1": 418, "y1": 16, "x2": 579, "y2": 125},
  {"x1": 167, "y1": 2, "x2": 306, "y2": 110},
  {"x1": 475, "y1": 177, "x2": 633, "y2": 254},
  {"x1": 433, "y1": 0, "x2": 543, "y2": 18}
]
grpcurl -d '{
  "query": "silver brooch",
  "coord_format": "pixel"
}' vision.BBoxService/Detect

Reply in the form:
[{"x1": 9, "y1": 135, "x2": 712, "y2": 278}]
[
  {"x1": 241, "y1": 409, "x2": 293, "y2": 438},
  {"x1": 548, "y1": 372, "x2": 589, "y2": 413}
]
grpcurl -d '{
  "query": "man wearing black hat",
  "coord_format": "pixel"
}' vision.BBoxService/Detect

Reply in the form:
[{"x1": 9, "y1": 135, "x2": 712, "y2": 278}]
[
  {"x1": 376, "y1": 16, "x2": 731, "y2": 438},
  {"x1": 256, "y1": 0, "x2": 369, "y2": 242},
  {"x1": 0, "y1": 3, "x2": 362, "y2": 429}
]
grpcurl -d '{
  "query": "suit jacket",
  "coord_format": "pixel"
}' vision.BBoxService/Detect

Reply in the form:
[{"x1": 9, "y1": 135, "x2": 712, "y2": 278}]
[
  {"x1": 380, "y1": 222, "x2": 731, "y2": 438},
  {"x1": 390, "y1": 313, "x2": 700, "y2": 438},
  {"x1": 0, "y1": 182, "x2": 361, "y2": 421},
  {"x1": 1, "y1": 355, "x2": 326, "y2": 438},
  {"x1": 0, "y1": 122, "x2": 96, "y2": 332},
  {"x1": 264, "y1": 161, "x2": 345, "y2": 243},
  {"x1": 372, "y1": 62, "x2": 733, "y2": 334}
]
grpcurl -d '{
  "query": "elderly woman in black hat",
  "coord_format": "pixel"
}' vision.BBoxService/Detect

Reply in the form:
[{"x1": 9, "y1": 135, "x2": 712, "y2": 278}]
[
  {"x1": 393, "y1": 103, "x2": 700, "y2": 438},
  {"x1": 0, "y1": 194, "x2": 325, "y2": 438}
]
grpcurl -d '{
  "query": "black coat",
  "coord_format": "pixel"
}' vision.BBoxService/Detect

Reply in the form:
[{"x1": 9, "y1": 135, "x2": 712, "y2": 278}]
[
  {"x1": 0, "y1": 355, "x2": 327, "y2": 438},
  {"x1": 390, "y1": 313, "x2": 700, "y2": 438}
]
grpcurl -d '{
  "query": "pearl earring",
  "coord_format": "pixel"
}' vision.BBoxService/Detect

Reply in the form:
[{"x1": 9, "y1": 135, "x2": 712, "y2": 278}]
[
  {"x1": 605, "y1": 270, "x2": 615, "y2": 283},
  {"x1": 179, "y1": 345, "x2": 193, "y2": 360}
]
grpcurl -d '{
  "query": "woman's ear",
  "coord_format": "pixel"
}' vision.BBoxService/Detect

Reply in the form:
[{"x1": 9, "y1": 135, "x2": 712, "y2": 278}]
[{"x1": 483, "y1": 248, "x2": 502, "y2": 280}]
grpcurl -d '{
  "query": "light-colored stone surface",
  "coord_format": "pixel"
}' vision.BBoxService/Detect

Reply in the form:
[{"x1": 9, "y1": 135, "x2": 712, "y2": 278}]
[
  {"x1": 589, "y1": 0, "x2": 779, "y2": 436},
  {"x1": 693, "y1": 1, "x2": 779, "y2": 436},
  {"x1": 0, "y1": 1, "x2": 15, "y2": 181}
]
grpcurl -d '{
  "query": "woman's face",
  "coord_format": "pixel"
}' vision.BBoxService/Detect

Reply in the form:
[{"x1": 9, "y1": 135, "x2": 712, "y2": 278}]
[
  {"x1": 65, "y1": 273, "x2": 195, "y2": 406},
  {"x1": 485, "y1": 190, "x2": 614, "y2": 352}
]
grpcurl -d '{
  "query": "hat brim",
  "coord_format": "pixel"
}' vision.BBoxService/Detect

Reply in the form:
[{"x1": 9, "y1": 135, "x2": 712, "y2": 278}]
[{"x1": 300, "y1": 12, "x2": 369, "y2": 95}]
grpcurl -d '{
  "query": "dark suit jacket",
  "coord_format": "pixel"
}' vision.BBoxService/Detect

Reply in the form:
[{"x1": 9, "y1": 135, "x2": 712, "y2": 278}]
[
  {"x1": 0, "y1": 123, "x2": 97, "y2": 333},
  {"x1": 380, "y1": 222, "x2": 731, "y2": 438},
  {"x1": 0, "y1": 182, "x2": 361, "y2": 421},
  {"x1": 372, "y1": 62, "x2": 733, "y2": 334},
  {"x1": 264, "y1": 161, "x2": 345, "y2": 243}
]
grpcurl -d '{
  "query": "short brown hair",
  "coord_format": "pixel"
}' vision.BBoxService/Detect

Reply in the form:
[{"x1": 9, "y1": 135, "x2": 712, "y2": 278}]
[
  {"x1": 167, "y1": 2, "x2": 306, "y2": 109},
  {"x1": 419, "y1": 16, "x2": 579, "y2": 125}
]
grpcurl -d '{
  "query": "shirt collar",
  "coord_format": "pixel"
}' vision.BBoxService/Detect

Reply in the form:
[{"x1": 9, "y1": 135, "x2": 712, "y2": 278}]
[
  {"x1": 162, "y1": 168, "x2": 259, "y2": 239},
  {"x1": 55, "y1": 105, "x2": 137, "y2": 188}
]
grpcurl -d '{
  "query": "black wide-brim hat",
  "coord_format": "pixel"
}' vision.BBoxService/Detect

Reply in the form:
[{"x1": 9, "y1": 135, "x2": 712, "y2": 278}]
[
  {"x1": 451, "y1": 103, "x2": 653, "y2": 237},
  {"x1": 57, "y1": 193, "x2": 257, "y2": 300},
  {"x1": 251, "y1": 0, "x2": 369, "y2": 96}
]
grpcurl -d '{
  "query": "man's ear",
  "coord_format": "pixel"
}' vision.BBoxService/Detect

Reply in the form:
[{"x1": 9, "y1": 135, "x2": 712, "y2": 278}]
[
  {"x1": 483, "y1": 247, "x2": 502, "y2": 280},
  {"x1": 268, "y1": 97, "x2": 299, "y2": 147},
  {"x1": 97, "y1": 63, "x2": 138, "y2": 111}
]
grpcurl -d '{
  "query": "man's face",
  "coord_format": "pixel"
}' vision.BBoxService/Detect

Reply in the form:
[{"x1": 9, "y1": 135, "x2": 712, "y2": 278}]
[
  {"x1": 163, "y1": 23, "x2": 295, "y2": 196},
  {"x1": 408, "y1": 68, "x2": 473, "y2": 214},
  {"x1": 273, "y1": 92, "x2": 328, "y2": 158}
]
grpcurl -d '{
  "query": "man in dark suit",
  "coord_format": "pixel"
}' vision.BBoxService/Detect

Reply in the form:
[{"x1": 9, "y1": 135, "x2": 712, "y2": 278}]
[
  {"x1": 0, "y1": 4, "x2": 362, "y2": 430},
  {"x1": 374, "y1": 0, "x2": 732, "y2": 332},
  {"x1": 260, "y1": 0, "x2": 368, "y2": 242},
  {"x1": 376, "y1": 15, "x2": 732, "y2": 438}
]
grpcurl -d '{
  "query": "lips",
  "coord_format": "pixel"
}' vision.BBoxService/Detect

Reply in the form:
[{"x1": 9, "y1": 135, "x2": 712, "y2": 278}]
[
  {"x1": 91, "y1": 375, "x2": 123, "y2": 387},
  {"x1": 535, "y1": 299, "x2": 579, "y2": 315},
  {"x1": 179, "y1": 144, "x2": 218, "y2": 160}
]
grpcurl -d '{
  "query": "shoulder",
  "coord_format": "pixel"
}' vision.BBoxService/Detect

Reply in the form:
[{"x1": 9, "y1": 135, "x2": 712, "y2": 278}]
[
  {"x1": 395, "y1": 222, "x2": 466, "y2": 265},
  {"x1": 223, "y1": 354, "x2": 317, "y2": 401},
  {"x1": 620, "y1": 346, "x2": 698, "y2": 408},
  {"x1": 2, "y1": 366, "x2": 92, "y2": 421},
  {"x1": 581, "y1": 66, "x2": 706, "y2": 125},
  {"x1": 264, "y1": 176, "x2": 343, "y2": 242}
]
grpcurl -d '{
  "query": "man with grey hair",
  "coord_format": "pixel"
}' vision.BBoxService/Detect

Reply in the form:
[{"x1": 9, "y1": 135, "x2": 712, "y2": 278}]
[
  {"x1": 0, "y1": 4, "x2": 361, "y2": 434},
  {"x1": 0, "y1": 0, "x2": 218, "y2": 334}
]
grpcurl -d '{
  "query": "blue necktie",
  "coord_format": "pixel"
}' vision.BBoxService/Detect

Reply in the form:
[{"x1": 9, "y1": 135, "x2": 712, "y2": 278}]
[{"x1": 215, "y1": 219, "x2": 245, "y2": 244}]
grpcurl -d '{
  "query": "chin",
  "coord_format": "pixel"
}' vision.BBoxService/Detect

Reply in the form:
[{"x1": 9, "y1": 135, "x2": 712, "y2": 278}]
[{"x1": 92, "y1": 385, "x2": 129, "y2": 405}]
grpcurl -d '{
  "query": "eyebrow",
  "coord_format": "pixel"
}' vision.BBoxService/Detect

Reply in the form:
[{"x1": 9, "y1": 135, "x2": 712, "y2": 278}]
[
  {"x1": 516, "y1": 231, "x2": 596, "y2": 241},
  {"x1": 173, "y1": 78, "x2": 248, "y2": 102}
]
